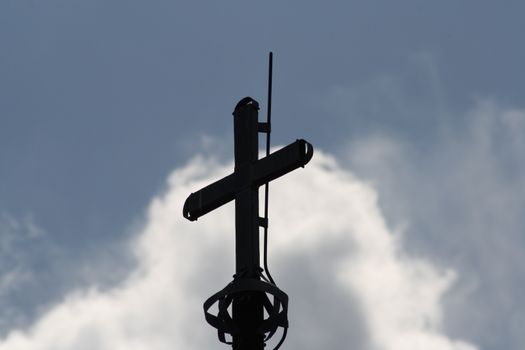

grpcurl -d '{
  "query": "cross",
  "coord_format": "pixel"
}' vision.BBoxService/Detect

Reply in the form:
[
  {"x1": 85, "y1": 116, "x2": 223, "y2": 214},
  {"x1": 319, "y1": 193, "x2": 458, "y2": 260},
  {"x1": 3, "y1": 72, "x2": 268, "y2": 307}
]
[{"x1": 183, "y1": 97, "x2": 313, "y2": 350}]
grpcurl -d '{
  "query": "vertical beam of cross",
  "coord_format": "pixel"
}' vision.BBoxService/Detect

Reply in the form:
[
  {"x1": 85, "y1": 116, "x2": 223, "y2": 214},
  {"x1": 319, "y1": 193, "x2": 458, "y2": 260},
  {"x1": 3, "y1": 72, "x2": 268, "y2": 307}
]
[{"x1": 232, "y1": 99, "x2": 264, "y2": 350}]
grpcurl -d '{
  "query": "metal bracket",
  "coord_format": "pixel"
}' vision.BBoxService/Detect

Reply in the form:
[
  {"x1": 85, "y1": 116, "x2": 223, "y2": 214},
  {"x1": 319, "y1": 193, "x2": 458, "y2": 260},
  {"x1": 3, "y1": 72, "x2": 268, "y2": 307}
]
[
  {"x1": 258, "y1": 122, "x2": 271, "y2": 133},
  {"x1": 258, "y1": 217, "x2": 268, "y2": 228}
]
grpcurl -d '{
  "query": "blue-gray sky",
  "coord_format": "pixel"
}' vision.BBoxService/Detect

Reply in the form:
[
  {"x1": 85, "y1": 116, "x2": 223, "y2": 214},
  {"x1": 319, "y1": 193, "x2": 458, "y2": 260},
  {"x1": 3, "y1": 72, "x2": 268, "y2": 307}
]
[{"x1": 1, "y1": 1, "x2": 524, "y2": 349}]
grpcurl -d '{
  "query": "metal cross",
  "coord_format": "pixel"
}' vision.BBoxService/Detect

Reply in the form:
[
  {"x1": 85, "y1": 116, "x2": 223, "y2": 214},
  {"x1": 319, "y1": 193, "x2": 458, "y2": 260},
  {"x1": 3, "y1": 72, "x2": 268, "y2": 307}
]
[{"x1": 183, "y1": 97, "x2": 313, "y2": 350}]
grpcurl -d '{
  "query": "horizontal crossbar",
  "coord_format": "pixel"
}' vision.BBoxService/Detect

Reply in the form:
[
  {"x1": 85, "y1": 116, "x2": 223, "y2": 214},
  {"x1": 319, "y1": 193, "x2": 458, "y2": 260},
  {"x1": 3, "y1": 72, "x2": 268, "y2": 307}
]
[{"x1": 183, "y1": 139, "x2": 313, "y2": 221}]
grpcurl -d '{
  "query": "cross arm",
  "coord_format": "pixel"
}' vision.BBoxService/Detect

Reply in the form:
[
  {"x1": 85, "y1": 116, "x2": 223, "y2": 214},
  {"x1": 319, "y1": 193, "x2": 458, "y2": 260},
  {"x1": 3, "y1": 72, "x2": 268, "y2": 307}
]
[
  {"x1": 253, "y1": 139, "x2": 314, "y2": 187},
  {"x1": 183, "y1": 173, "x2": 237, "y2": 221},
  {"x1": 183, "y1": 139, "x2": 313, "y2": 222}
]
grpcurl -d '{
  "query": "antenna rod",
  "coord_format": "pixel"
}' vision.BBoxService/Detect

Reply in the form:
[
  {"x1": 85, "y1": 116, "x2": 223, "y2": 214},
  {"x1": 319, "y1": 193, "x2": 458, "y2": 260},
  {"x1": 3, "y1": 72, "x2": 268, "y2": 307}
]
[
  {"x1": 263, "y1": 52, "x2": 275, "y2": 285},
  {"x1": 263, "y1": 51, "x2": 288, "y2": 350},
  {"x1": 266, "y1": 51, "x2": 273, "y2": 155}
]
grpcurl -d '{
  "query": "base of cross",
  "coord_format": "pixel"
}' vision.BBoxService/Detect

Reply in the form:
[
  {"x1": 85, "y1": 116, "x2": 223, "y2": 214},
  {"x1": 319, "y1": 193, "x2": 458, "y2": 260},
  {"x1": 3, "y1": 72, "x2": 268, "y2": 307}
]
[
  {"x1": 203, "y1": 271, "x2": 288, "y2": 348},
  {"x1": 183, "y1": 97, "x2": 313, "y2": 350}
]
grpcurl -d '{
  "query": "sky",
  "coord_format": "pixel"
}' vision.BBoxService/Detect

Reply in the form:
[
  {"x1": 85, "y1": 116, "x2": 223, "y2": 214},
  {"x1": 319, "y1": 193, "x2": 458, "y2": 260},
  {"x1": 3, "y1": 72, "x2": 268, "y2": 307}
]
[{"x1": 1, "y1": 1, "x2": 524, "y2": 349}]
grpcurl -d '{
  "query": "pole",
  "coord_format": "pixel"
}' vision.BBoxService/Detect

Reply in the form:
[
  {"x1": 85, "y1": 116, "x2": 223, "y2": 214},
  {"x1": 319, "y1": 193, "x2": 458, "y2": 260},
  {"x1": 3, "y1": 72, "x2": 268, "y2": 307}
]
[{"x1": 232, "y1": 102, "x2": 264, "y2": 350}]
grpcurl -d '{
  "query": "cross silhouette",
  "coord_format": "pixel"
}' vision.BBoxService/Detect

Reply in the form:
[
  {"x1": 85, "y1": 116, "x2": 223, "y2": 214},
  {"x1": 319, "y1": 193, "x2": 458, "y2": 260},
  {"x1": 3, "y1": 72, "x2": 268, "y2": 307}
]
[{"x1": 183, "y1": 97, "x2": 313, "y2": 350}]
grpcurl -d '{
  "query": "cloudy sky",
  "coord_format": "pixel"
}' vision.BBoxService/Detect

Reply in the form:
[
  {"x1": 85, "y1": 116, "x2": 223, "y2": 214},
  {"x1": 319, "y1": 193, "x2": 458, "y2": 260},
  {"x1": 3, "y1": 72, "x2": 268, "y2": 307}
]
[{"x1": 1, "y1": 1, "x2": 524, "y2": 349}]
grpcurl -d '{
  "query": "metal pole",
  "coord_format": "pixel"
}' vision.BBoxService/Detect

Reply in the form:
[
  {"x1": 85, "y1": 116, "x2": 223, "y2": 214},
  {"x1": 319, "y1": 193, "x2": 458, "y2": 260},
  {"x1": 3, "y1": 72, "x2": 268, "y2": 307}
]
[{"x1": 232, "y1": 102, "x2": 264, "y2": 350}]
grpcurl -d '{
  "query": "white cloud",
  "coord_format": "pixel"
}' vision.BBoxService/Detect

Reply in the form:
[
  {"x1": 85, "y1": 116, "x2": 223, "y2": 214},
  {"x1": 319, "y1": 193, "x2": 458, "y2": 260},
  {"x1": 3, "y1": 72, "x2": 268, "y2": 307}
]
[
  {"x1": 341, "y1": 100, "x2": 525, "y2": 350},
  {"x1": 0, "y1": 150, "x2": 477, "y2": 350},
  {"x1": 0, "y1": 213, "x2": 45, "y2": 295},
  {"x1": 0, "y1": 213, "x2": 45, "y2": 252}
]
